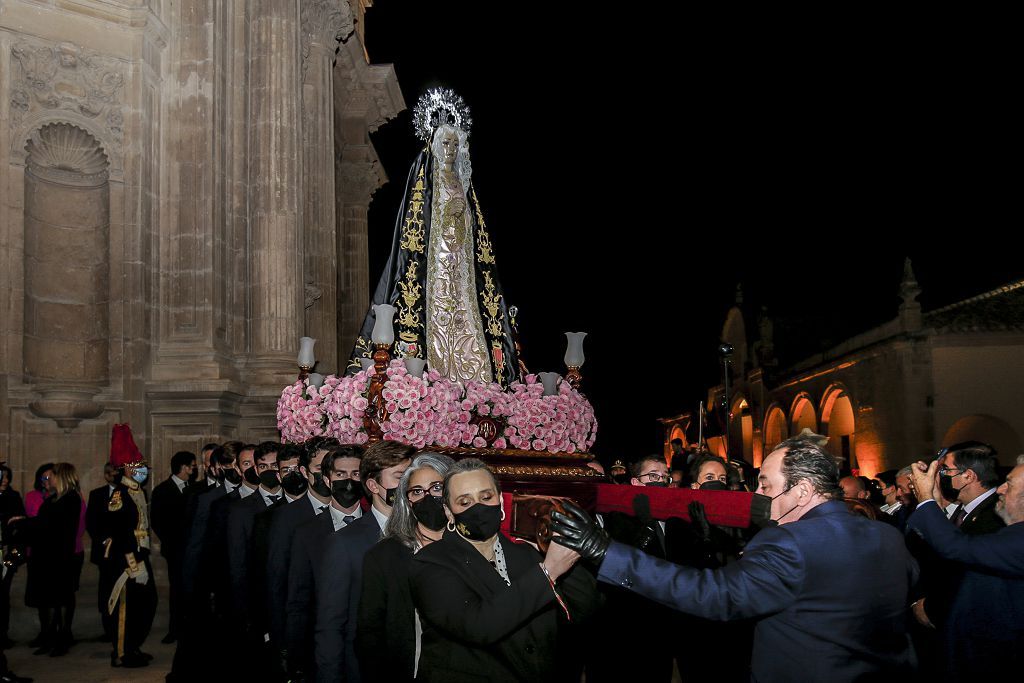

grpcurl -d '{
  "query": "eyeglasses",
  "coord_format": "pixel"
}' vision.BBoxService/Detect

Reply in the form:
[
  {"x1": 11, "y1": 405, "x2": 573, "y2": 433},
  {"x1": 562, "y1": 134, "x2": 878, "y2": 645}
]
[
  {"x1": 637, "y1": 472, "x2": 671, "y2": 484},
  {"x1": 407, "y1": 482, "x2": 443, "y2": 502},
  {"x1": 279, "y1": 465, "x2": 299, "y2": 475},
  {"x1": 938, "y1": 468, "x2": 964, "y2": 477}
]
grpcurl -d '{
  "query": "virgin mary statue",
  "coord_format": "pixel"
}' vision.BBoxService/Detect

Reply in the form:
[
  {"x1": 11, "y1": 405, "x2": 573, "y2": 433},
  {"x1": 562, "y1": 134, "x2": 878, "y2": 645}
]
[{"x1": 347, "y1": 88, "x2": 520, "y2": 386}]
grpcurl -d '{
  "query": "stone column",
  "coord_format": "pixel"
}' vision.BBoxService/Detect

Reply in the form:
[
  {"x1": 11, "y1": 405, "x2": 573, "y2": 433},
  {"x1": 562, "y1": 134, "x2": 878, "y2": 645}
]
[
  {"x1": 300, "y1": 0, "x2": 354, "y2": 375},
  {"x1": 247, "y1": 0, "x2": 304, "y2": 386},
  {"x1": 337, "y1": 157, "x2": 383, "y2": 356}
]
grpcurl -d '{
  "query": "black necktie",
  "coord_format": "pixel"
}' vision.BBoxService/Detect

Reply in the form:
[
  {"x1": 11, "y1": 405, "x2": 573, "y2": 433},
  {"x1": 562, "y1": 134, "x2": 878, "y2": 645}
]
[
  {"x1": 951, "y1": 505, "x2": 968, "y2": 528},
  {"x1": 342, "y1": 515, "x2": 355, "y2": 526},
  {"x1": 269, "y1": 495, "x2": 281, "y2": 505},
  {"x1": 317, "y1": 505, "x2": 328, "y2": 515}
]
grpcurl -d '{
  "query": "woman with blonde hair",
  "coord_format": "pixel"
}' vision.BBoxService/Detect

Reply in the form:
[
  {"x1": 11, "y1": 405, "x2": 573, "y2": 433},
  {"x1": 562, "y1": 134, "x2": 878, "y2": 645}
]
[{"x1": 11, "y1": 462, "x2": 83, "y2": 656}]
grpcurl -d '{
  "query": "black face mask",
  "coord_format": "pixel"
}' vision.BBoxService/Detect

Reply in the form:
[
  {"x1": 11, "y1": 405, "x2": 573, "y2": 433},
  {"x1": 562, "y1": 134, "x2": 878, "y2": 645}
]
[
  {"x1": 223, "y1": 469, "x2": 242, "y2": 486},
  {"x1": 188, "y1": 467, "x2": 199, "y2": 482},
  {"x1": 282, "y1": 471, "x2": 308, "y2": 497},
  {"x1": 375, "y1": 484, "x2": 398, "y2": 508},
  {"x1": 331, "y1": 479, "x2": 362, "y2": 509},
  {"x1": 244, "y1": 466, "x2": 261, "y2": 486},
  {"x1": 412, "y1": 495, "x2": 447, "y2": 531},
  {"x1": 611, "y1": 474, "x2": 629, "y2": 485},
  {"x1": 311, "y1": 472, "x2": 332, "y2": 498},
  {"x1": 259, "y1": 470, "x2": 280, "y2": 489},
  {"x1": 644, "y1": 481, "x2": 669, "y2": 488},
  {"x1": 453, "y1": 503, "x2": 502, "y2": 541},
  {"x1": 699, "y1": 480, "x2": 729, "y2": 491},
  {"x1": 939, "y1": 474, "x2": 962, "y2": 502}
]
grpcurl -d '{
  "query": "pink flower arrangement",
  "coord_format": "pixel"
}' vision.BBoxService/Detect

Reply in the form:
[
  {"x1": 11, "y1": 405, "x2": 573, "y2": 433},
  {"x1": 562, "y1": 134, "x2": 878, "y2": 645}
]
[
  {"x1": 322, "y1": 371, "x2": 370, "y2": 445},
  {"x1": 276, "y1": 368, "x2": 597, "y2": 454},
  {"x1": 276, "y1": 379, "x2": 329, "y2": 444}
]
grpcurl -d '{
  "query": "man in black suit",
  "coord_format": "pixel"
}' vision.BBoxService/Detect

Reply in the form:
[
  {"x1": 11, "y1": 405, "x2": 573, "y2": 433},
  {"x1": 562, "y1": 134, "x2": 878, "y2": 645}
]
[
  {"x1": 226, "y1": 441, "x2": 284, "y2": 654},
  {"x1": 286, "y1": 444, "x2": 364, "y2": 681},
  {"x1": 909, "y1": 442, "x2": 1006, "y2": 677},
  {"x1": 314, "y1": 441, "x2": 413, "y2": 683},
  {"x1": 150, "y1": 450, "x2": 195, "y2": 644},
  {"x1": 909, "y1": 454, "x2": 1024, "y2": 678},
  {"x1": 266, "y1": 438, "x2": 338, "y2": 662},
  {"x1": 85, "y1": 462, "x2": 118, "y2": 642}
]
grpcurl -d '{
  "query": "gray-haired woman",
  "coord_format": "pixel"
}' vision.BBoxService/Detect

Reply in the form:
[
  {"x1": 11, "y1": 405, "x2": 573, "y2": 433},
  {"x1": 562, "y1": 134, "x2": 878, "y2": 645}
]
[{"x1": 355, "y1": 452, "x2": 454, "y2": 683}]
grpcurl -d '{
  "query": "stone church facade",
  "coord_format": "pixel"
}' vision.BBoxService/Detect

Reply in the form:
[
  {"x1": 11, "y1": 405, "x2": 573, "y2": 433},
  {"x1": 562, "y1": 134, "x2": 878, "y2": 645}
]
[
  {"x1": 662, "y1": 261, "x2": 1024, "y2": 476},
  {"x1": 0, "y1": 0, "x2": 403, "y2": 491}
]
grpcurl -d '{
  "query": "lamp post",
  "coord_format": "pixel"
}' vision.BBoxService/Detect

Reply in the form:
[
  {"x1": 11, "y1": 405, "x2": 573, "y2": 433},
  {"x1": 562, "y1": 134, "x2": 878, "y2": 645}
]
[{"x1": 719, "y1": 342, "x2": 734, "y2": 458}]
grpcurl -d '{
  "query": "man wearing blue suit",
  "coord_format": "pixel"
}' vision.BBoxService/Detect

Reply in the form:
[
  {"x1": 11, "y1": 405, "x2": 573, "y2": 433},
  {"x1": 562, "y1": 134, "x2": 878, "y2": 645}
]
[
  {"x1": 551, "y1": 437, "x2": 918, "y2": 683},
  {"x1": 908, "y1": 455, "x2": 1024, "y2": 680}
]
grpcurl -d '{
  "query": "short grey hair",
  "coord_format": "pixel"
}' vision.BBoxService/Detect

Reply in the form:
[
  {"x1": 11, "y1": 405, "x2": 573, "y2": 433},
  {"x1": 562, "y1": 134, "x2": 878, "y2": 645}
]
[
  {"x1": 772, "y1": 437, "x2": 841, "y2": 498},
  {"x1": 1016, "y1": 454, "x2": 1024, "y2": 466},
  {"x1": 442, "y1": 458, "x2": 499, "y2": 508},
  {"x1": 383, "y1": 452, "x2": 455, "y2": 550},
  {"x1": 897, "y1": 465, "x2": 914, "y2": 478}
]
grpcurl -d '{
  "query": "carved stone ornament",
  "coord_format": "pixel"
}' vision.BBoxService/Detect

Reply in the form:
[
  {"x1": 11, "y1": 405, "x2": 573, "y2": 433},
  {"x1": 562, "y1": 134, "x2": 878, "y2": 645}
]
[
  {"x1": 304, "y1": 282, "x2": 324, "y2": 309},
  {"x1": 9, "y1": 41, "x2": 125, "y2": 160},
  {"x1": 301, "y1": 0, "x2": 356, "y2": 81},
  {"x1": 338, "y1": 159, "x2": 386, "y2": 204},
  {"x1": 25, "y1": 123, "x2": 109, "y2": 187}
]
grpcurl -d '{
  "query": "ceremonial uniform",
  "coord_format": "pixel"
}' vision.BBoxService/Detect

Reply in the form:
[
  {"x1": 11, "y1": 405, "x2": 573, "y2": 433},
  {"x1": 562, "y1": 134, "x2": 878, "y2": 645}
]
[{"x1": 103, "y1": 423, "x2": 158, "y2": 668}]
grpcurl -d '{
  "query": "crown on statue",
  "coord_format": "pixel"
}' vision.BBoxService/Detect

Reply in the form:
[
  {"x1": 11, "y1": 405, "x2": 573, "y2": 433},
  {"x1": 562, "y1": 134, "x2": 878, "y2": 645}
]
[{"x1": 413, "y1": 87, "x2": 473, "y2": 142}]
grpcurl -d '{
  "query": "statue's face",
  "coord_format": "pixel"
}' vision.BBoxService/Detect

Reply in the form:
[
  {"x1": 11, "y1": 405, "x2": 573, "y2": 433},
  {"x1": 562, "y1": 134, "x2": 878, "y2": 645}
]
[{"x1": 440, "y1": 131, "x2": 459, "y2": 164}]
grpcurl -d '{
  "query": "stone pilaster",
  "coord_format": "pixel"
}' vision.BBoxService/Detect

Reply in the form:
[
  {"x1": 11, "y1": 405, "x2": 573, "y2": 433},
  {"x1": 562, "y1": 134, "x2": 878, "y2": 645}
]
[
  {"x1": 300, "y1": 0, "x2": 354, "y2": 374},
  {"x1": 246, "y1": 0, "x2": 304, "y2": 386}
]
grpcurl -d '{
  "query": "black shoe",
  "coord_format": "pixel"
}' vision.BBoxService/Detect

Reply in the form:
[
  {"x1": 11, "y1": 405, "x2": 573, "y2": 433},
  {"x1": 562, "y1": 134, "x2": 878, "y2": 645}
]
[
  {"x1": 161, "y1": 632, "x2": 177, "y2": 644},
  {"x1": 111, "y1": 653, "x2": 150, "y2": 668},
  {"x1": 137, "y1": 650, "x2": 154, "y2": 661},
  {"x1": 0, "y1": 671, "x2": 33, "y2": 683},
  {"x1": 48, "y1": 642, "x2": 70, "y2": 657}
]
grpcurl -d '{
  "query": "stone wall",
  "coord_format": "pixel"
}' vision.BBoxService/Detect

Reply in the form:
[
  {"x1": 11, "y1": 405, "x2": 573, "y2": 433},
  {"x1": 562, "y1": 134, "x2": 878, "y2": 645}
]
[{"x1": 0, "y1": 0, "x2": 403, "y2": 493}]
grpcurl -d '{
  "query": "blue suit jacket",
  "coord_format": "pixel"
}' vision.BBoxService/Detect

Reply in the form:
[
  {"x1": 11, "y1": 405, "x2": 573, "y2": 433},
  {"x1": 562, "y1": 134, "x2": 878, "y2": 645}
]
[
  {"x1": 598, "y1": 500, "x2": 917, "y2": 683},
  {"x1": 314, "y1": 511, "x2": 382, "y2": 683},
  {"x1": 907, "y1": 501, "x2": 1024, "y2": 678}
]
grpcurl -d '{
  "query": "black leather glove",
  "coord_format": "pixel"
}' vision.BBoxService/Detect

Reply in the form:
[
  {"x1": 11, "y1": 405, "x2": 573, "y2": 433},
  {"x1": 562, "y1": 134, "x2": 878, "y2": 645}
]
[
  {"x1": 550, "y1": 501, "x2": 610, "y2": 563},
  {"x1": 688, "y1": 500, "x2": 712, "y2": 543}
]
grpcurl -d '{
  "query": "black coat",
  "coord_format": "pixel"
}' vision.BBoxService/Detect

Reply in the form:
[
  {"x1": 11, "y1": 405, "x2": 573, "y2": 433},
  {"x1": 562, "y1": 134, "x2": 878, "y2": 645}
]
[
  {"x1": 410, "y1": 531, "x2": 600, "y2": 683},
  {"x1": 227, "y1": 489, "x2": 283, "y2": 622},
  {"x1": 266, "y1": 494, "x2": 321, "y2": 647},
  {"x1": 315, "y1": 511, "x2": 382, "y2": 683},
  {"x1": 151, "y1": 477, "x2": 187, "y2": 561},
  {"x1": 181, "y1": 481, "x2": 231, "y2": 597},
  {"x1": 22, "y1": 491, "x2": 82, "y2": 606},
  {"x1": 85, "y1": 484, "x2": 112, "y2": 565},
  {"x1": 286, "y1": 511, "x2": 335, "y2": 677},
  {"x1": 356, "y1": 537, "x2": 417, "y2": 683}
]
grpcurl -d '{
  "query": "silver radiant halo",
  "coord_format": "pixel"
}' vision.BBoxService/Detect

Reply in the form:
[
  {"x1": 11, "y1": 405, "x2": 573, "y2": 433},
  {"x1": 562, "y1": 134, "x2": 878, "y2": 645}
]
[{"x1": 413, "y1": 87, "x2": 472, "y2": 142}]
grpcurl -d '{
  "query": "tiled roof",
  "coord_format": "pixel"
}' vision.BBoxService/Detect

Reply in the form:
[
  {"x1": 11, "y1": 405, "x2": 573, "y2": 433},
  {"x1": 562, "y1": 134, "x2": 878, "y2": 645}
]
[{"x1": 925, "y1": 280, "x2": 1024, "y2": 332}]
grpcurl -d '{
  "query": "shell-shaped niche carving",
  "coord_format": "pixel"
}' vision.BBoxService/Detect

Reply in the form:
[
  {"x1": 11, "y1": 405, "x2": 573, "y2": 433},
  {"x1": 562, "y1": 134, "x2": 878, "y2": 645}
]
[{"x1": 26, "y1": 122, "x2": 109, "y2": 187}]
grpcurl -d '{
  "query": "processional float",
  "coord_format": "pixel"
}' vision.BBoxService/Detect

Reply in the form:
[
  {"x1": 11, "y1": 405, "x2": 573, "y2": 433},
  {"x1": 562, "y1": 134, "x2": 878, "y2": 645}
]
[{"x1": 277, "y1": 88, "x2": 768, "y2": 536}]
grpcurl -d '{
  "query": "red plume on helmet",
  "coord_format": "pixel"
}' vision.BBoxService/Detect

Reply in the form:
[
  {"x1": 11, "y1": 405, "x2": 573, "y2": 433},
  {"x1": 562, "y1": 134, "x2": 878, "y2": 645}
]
[{"x1": 110, "y1": 423, "x2": 145, "y2": 467}]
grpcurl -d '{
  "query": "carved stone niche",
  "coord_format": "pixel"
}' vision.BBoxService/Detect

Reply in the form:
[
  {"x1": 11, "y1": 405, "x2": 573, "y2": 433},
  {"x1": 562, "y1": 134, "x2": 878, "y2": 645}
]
[{"x1": 23, "y1": 122, "x2": 110, "y2": 431}]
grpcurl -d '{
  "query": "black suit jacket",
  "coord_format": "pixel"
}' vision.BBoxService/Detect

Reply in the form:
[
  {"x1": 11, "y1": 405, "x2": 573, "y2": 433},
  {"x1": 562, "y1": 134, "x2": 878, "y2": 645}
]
[
  {"x1": 286, "y1": 511, "x2": 335, "y2": 677},
  {"x1": 227, "y1": 489, "x2": 282, "y2": 622},
  {"x1": 151, "y1": 477, "x2": 186, "y2": 561},
  {"x1": 315, "y1": 512, "x2": 382, "y2": 683},
  {"x1": 410, "y1": 531, "x2": 600, "y2": 683},
  {"x1": 266, "y1": 495, "x2": 321, "y2": 647},
  {"x1": 922, "y1": 490, "x2": 1005, "y2": 626},
  {"x1": 181, "y1": 481, "x2": 230, "y2": 596},
  {"x1": 355, "y1": 537, "x2": 417, "y2": 683},
  {"x1": 85, "y1": 484, "x2": 112, "y2": 565}
]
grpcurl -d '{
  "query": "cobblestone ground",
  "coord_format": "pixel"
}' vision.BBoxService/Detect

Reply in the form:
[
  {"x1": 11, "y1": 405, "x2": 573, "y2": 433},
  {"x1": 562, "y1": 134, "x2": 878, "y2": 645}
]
[{"x1": 5, "y1": 558, "x2": 173, "y2": 682}]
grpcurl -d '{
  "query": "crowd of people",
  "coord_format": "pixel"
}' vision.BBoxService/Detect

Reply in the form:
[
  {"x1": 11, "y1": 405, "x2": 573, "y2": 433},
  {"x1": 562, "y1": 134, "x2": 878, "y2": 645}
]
[{"x1": 0, "y1": 433, "x2": 1020, "y2": 682}]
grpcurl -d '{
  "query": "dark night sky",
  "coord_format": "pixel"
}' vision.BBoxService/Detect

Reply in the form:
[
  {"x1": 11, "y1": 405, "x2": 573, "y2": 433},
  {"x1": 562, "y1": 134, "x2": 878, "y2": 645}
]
[{"x1": 358, "y1": 3, "x2": 1020, "y2": 464}]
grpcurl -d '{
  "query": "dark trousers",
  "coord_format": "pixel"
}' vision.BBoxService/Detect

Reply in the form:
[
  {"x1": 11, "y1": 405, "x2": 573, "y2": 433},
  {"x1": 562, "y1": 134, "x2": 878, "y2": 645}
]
[
  {"x1": 111, "y1": 563, "x2": 157, "y2": 659},
  {"x1": 97, "y1": 562, "x2": 117, "y2": 638},
  {"x1": 165, "y1": 553, "x2": 183, "y2": 636},
  {"x1": 0, "y1": 567, "x2": 14, "y2": 639}
]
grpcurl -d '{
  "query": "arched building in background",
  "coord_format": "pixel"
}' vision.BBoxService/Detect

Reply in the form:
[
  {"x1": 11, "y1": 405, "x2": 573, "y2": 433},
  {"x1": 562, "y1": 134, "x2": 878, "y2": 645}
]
[
  {"x1": 661, "y1": 260, "x2": 1024, "y2": 476},
  {"x1": 0, "y1": 1, "x2": 404, "y2": 493}
]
